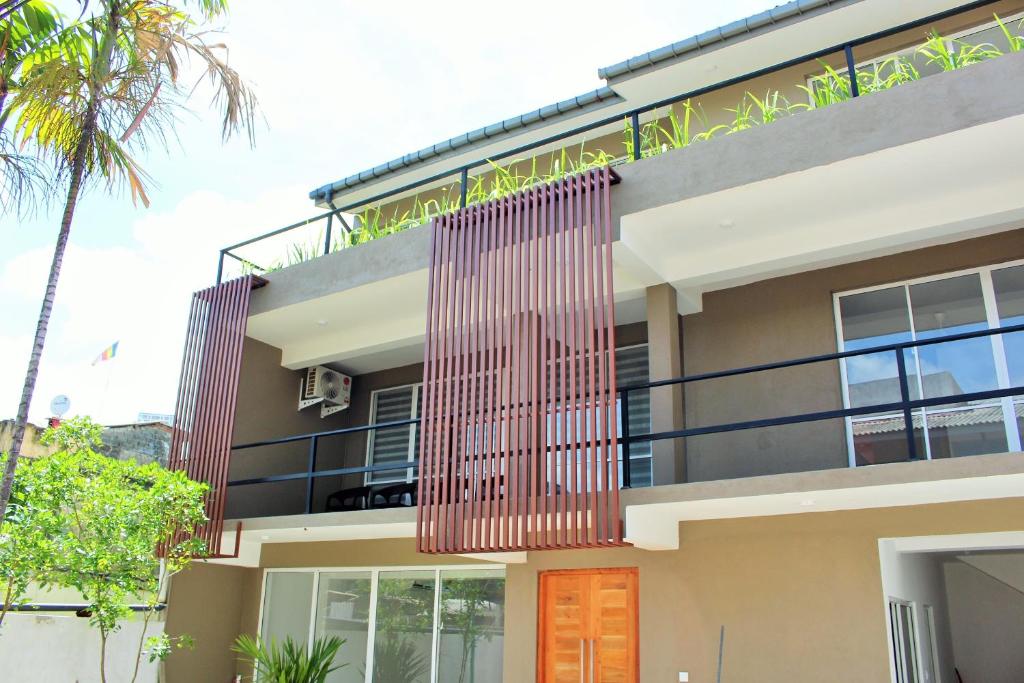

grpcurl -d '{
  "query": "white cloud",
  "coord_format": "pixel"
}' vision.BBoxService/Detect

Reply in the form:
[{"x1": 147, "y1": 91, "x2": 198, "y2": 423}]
[{"x1": 0, "y1": 186, "x2": 312, "y2": 425}]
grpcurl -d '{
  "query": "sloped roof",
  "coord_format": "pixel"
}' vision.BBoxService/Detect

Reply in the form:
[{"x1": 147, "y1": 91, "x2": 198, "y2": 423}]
[
  {"x1": 308, "y1": 0, "x2": 858, "y2": 203},
  {"x1": 308, "y1": 86, "x2": 621, "y2": 201}
]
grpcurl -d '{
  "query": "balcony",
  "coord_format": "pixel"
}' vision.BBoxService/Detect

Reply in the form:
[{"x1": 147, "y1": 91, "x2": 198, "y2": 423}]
[{"x1": 223, "y1": 323, "x2": 1024, "y2": 545}]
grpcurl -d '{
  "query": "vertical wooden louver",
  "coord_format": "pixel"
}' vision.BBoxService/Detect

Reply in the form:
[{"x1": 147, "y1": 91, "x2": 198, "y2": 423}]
[
  {"x1": 417, "y1": 167, "x2": 623, "y2": 553},
  {"x1": 168, "y1": 275, "x2": 261, "y2": 557}
]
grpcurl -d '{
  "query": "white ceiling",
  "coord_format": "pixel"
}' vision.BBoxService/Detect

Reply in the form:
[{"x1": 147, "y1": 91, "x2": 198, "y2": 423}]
[{"x1": 245, "y1": 251, "x2": 656, "y2": 374}]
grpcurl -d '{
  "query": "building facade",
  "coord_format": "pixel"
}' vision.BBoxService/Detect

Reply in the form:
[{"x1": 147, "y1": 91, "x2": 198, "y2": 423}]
[{"x1": 164, "y1": 2, "x2": 1024, "y2": 681}]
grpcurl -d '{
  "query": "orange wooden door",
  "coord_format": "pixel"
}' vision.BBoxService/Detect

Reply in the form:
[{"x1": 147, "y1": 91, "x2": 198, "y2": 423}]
[{"x1": 538, "y1": 568, "x2": 638, "y2": 683}]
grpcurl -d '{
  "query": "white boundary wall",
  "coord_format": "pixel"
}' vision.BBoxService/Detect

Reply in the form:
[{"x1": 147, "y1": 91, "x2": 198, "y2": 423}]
[{"x1": 0, "y1": 612, "x2": 163, "y2": 682}]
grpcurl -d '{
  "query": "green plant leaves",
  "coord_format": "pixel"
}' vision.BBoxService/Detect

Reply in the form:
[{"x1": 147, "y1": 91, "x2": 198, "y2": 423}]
[
  {"x1": 233, "y1": 634, "x2": 347, "y2": 683},
  {"x1": 1, "y1": 416, "x2": 209, "y2": 645}
]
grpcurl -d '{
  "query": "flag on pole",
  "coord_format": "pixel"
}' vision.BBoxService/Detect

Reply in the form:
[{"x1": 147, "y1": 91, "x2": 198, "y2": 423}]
[{"x1": 92, "y1": 341, "x2": 119, "y2": 366}]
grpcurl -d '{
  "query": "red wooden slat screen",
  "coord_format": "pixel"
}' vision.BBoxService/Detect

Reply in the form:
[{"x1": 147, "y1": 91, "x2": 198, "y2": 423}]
[
  {"x1": 417, "y1": 167, "x2": 623, "y2": 553},
  {"x1": 168, "y1": 275, "x2": 260, "y2": 557}
]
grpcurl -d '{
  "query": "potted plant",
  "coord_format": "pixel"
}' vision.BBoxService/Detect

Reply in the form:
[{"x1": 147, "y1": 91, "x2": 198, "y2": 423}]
[{"x1": 232, "y1": 634, "x2": 346, "y2": 683}]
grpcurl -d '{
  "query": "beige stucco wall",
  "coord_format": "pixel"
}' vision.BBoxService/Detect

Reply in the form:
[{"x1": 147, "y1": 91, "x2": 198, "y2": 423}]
[
  {"x1": 164, "y1": 562, "x2": 260, "y2": 683},
  {"x1": 681, "y1": 227, "x2": 1024, "y2": 483},
  {"x1": 165, "y1": 497, "x2": 1024, "y2": 683},
  {"x1": 0, "y1": 420, "x2": 56, "y2": 459},
  {"x1": 504, "y1": 497, "x2": 1024, "y2": 683}
]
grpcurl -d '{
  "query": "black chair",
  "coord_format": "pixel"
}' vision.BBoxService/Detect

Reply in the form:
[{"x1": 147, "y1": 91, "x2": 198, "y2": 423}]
[
  {"x1": 371, "y1": 482, "x2": 418, "y2": 508},
  {"x1": 324, "y1": 485, "x2": 372, "y2": 512}
]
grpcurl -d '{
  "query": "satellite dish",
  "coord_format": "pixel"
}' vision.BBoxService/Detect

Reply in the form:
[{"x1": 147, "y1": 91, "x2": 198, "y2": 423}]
[{"x1": 50, "y1": 395, "x2": 71, "y2": 417}]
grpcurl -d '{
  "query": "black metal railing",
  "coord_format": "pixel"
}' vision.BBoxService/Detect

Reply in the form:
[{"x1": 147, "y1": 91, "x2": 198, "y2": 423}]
[
  {"x1": 616, "y1": 322, "x2": 1024, "y2": 474},
  {"x1": 214, "y1": 0, "x2": 1004, "y2": 283},
  {"x1": 228, "y1": 417, "x2": 420, "y2": 515},
  {"x1": 226, "y1": 324, "x2": 1024, "y2": 516}
]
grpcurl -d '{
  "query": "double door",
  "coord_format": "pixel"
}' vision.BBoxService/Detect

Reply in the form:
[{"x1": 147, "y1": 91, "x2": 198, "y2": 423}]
[{"x1": 538, "y1": 568, "x2": 638, "y2": 683}]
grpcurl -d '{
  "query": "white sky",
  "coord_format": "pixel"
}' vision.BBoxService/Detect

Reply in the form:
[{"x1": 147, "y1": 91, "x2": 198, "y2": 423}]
[{"x1": 0, "y1": 0, "x2": 774, "y2": 426}]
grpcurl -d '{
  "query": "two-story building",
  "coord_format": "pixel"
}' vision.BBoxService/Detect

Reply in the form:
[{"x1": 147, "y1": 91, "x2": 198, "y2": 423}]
[{"x1": 163, "y1": 1, "x2": 1024, "y2": 681}]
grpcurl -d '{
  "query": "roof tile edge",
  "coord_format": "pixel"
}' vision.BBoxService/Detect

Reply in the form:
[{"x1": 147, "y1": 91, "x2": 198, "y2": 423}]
[
  {"x1": 308, "y1": 85, "x2": 621, "y2": 201},
  {"x1": 309, "y1": 0, "x2": 862, "y2": 203}
]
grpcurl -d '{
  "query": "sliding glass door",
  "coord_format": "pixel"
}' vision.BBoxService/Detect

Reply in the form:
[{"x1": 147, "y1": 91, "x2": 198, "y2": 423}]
[
  {"x1": 314, "y1": 572, "x2": 373, "y2": 683},
  {"x1": 258, "y1": 567, "x2": 506, "y2": 683}
]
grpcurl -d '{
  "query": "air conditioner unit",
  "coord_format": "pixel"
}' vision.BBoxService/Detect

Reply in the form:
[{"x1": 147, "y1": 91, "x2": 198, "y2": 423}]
[{"x1": 298, "y1": 366, "x2": 351, "y2": 417}]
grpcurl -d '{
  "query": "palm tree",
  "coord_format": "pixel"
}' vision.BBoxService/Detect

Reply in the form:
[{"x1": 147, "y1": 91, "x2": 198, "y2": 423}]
[
  {"x1": 0, "y1": 0, "x2": 257, "y2": 522},
  {"x1": 0, "y1": 0, "x2": 62, "y2": 214}
]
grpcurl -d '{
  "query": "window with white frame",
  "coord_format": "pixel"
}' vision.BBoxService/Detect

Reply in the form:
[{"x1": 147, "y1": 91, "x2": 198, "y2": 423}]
[
  {"x1": 258, "y1": 567, "x2": 505, "y2": 683},
  {"x1": 366, "y1": 384, "x2": 422, "y2": 485},
  {"x1": 835, "y1": 261, "x2": 1024, "y2": 467}
]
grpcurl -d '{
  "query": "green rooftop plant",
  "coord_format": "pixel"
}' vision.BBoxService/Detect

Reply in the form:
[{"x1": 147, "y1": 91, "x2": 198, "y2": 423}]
[
  {"x1": 233, "y1": 634, "x2": 346, "y2": 683},
  {"x1": 917, "y1": 30, "x2": 1000, "y2": 71},
  {"x1": 995, "y1": 14, "x2": 1024, "y2": 52},
  {"x1": 657, "y1": 101, "x2": 700, "y2": 150},
  {"x1": 293, "y1": 142, "x2": 615, "y2": 267},
  {"x1": 714, "y1": 89, "x2": 795, "y2": 136}
]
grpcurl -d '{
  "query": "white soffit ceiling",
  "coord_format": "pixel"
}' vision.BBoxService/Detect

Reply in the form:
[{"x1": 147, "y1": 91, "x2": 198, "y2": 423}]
[{"x1": 244, "y1": 254, "x2": 654, "y2": 374}]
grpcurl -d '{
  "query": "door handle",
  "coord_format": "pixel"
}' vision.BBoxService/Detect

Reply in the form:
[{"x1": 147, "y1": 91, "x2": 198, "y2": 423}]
[{"x1": 590, "y1": 638, "x2": 596, "y2": 683}]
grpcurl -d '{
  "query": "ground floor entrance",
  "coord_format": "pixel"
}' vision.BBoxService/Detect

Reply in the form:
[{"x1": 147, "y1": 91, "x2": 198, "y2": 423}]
[
  {"x1": 881, "y1": 533, "x2": 1024, "y2": 683},
  {"x1": 538, "y1": 568, "x2": 639, "y2": 683},
  {"x1": 163, "y1": 493, "x2": 1024, "y2": 682}
]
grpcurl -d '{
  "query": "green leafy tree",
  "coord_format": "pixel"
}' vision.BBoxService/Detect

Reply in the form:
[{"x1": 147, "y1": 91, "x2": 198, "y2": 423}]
[
  {"x1": 0, "y1": 0, "x2": 257, "y2": 523},
  {"x1": 0, "y1": 449, "x2": 60, "y2": 628},
  {"x1": 0, "y1": 417, "x2": 210, "y2": 683}
]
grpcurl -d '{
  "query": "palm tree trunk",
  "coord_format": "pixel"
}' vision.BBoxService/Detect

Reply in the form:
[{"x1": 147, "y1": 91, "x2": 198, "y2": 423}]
[
  {"x1": 0, "y1": 575, "x2": 15, "y2": 630},
  {"x1": 0, "y1": 96, "x2": 97, "y2": 523}
]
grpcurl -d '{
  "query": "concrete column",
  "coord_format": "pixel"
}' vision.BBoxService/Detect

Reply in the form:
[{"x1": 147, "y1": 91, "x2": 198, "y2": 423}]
[{"x1": 645, "y1": 284, "x2": 686, "y2": 485}]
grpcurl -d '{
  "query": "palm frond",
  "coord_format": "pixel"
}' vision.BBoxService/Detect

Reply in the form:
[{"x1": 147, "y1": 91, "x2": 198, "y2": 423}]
[{"x1": 233, "y1": 634, "x2": 346, "y2": 683}]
